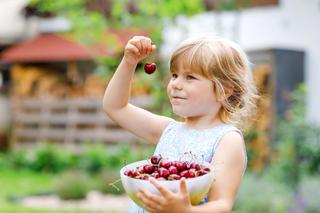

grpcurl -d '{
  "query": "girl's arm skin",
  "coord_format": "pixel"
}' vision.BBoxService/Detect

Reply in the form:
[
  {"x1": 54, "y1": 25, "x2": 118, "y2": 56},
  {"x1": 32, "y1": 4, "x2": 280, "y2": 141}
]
[
  {"x1": 137, "y1": 131, "x2": 245, "y2": 213},
  {"x1": 103, "y1": 36, "x2": 173, "y2": 144}
]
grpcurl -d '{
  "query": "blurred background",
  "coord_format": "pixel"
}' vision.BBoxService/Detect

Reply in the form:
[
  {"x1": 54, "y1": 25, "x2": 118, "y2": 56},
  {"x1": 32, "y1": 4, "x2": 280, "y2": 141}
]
[{"x1": 0, "y1": 0, "x2": 319, "y2": 212}]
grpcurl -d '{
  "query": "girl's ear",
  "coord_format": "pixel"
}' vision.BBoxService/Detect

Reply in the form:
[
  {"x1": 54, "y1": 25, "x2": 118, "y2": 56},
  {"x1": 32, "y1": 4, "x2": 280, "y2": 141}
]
[
  {"x1": 215, "y1": 81, "x2": 234, "y2": 102},
  {"x1": 224, "y1": 83, "x2": 234, "y2": 99}
]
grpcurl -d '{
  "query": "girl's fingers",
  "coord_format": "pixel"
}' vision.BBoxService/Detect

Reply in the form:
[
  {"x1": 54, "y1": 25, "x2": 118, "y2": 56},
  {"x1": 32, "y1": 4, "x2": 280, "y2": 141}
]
[
  {"x1": 149, "y1": 177, "x2": 172, "y2": 198},
  {"x1": 139, "y1": 188, "x2": 163, "y2": 205},
  {"x1": 126, "y1": 43, "x2": 140, "y2": 55},
  {"x1": 179, "y1": 177, "x2": 188, "y2": 195},
  {"x1": 137, "y1": 190, "x2": 160, "y2": 211},
  {"x1": 141, "y1": 39, "x2": 149, "y2": 55},
  {"x1": 130, "y1": 36, "x2": 154, "y2": 56},
  {"x1": 130, "y1": 38, "x2": 142, "y2": 53},
  {"x1": 145, "y1": 38, "x2": 153, "y2": 55},
  {"x1": 151, "y1": 44, "x2": 157, "y2": 54}
]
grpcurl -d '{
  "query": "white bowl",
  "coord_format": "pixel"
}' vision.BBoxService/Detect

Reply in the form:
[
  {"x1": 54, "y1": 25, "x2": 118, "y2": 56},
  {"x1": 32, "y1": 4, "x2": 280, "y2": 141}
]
[{"x1": 120, "y1": 159, "x2": 214, "y2": 207}]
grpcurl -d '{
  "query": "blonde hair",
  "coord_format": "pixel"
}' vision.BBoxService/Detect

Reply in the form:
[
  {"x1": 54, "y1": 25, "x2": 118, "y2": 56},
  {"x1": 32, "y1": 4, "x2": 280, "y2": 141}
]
[{"x1": 169, "y1": 36, "x2": 258, "y2": 128}]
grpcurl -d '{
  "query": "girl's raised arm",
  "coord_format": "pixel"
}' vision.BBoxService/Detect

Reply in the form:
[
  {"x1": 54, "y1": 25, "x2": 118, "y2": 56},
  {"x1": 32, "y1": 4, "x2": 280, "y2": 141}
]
[{"x1": 102, "y1": 36, "x2": 173, "y2": 144}]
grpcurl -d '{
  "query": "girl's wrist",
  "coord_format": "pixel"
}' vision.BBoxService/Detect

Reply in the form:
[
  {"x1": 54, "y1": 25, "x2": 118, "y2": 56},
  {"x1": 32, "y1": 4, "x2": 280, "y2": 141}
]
[{"x1": 122, "y1": 56, "x2": 138, "y2": 68}]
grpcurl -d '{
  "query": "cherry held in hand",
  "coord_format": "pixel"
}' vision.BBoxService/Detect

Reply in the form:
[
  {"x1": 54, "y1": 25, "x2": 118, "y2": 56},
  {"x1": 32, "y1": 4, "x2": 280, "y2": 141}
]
[{"x1": 144, "y1": 63, "x2": 156, "y2": 74}]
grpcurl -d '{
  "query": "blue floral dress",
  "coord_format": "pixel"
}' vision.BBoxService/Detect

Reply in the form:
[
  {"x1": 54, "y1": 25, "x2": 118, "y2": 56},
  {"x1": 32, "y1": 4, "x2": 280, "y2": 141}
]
[{"x1": 128, "y1": 121, "x2": 246, "y2": 213}]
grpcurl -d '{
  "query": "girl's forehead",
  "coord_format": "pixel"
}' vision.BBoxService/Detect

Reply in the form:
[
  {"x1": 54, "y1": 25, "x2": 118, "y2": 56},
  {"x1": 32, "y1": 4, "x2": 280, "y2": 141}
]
[{"x1": 170, "y1": 59, "x2": 209, "y2": 78}]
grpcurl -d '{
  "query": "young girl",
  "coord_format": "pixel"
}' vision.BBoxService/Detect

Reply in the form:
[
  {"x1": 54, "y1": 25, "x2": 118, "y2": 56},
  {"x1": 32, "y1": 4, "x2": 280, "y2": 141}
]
[{"x1": 103, "y1": 35, "x2": 257, "y2": 213}]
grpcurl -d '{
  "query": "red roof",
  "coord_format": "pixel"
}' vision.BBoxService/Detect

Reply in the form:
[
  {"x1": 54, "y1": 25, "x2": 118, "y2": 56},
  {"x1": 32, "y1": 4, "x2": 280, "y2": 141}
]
[{"x1": 1, "y1": 29, "x2": 148, "y2": 63}]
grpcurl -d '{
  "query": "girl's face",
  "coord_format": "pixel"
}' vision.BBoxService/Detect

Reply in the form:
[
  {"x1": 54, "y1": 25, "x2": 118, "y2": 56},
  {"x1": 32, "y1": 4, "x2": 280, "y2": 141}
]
[{"x1": 167, "y1": 64, "x2": 222, "y2": 119}]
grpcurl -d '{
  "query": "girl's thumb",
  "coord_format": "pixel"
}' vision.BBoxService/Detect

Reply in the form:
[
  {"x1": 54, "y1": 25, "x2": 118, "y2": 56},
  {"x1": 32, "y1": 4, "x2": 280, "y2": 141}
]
[{"x1": 179, "y1": 178, "x2": 188, "y2": 194}]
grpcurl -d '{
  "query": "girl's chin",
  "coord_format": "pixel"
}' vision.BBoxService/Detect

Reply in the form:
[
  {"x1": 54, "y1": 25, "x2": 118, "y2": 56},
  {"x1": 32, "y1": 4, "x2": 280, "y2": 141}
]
[{"x1": 172, "y1": 109, "x2": 194, "y2": 118}]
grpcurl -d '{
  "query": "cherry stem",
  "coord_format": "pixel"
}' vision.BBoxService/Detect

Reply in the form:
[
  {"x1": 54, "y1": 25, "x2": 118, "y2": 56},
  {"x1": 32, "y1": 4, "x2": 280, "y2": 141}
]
[
  {"x1": 201, "y1": 154, "x2": 205, "y2": 168},
  {"x1": 108, "y1": 178, "x2": 121, "y2": 192},
  {"x1": 123, "y1": 159, "x2": 127, "y2": 167}
]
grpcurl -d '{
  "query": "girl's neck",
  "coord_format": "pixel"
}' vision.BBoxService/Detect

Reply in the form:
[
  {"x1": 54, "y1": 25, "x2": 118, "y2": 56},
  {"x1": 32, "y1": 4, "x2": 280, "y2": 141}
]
[{"x1": 184, "y1": 116, "x2": 224, "y2": 130}]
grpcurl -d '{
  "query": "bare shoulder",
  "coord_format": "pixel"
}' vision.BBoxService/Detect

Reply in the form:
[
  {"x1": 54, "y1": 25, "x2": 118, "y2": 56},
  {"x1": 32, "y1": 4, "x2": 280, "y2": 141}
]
[
  {"x1": 219, "y1": 130, "x2": 244, "y2": 150},
  {"x1": 213, "y1": 130, "x2": 245, "y2": 170}
]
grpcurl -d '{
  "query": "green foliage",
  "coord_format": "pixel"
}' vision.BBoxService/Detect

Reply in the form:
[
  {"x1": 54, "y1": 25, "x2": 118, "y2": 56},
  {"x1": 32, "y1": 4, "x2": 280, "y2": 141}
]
[
  {"x1": 29, "y1": 143, "x2": 72, "y2": 173},
  {"x1": 55, "y1": 170, "x2": 90, "y2": 200},
  {"x1": 243, "y1": 127, "x2": 260, "y2": 167},
  {"x1": 9, "y1": 143, "x2": 74, "y2": 173},
  {"x1": 30, "y1": 0, "x2": 107, "y2": 40},
  {"x1": 0, "y1": 153, "x2": 7, "y2": 169},
  {"x1": 9, "y1": 149, "x2": 30, "y2": 169},
  {"x1": 272, "y1": 84, "x2": 320, "y2": 189},
  {"x1": 3, "y1": 143, "x2": 154, "y2": 174},
  {"x1": 78, "y1": 144, "x2": 109, "y2": 173}
]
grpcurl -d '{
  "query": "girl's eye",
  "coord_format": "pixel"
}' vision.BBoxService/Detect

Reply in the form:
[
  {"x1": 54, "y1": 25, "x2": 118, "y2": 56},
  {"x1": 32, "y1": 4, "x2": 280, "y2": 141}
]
[
  {"x1": 171, "y1": 73, "x2": 178, "y2": 79},
  {"x1": 186, "y1": 75, "x2": 196, "y2": 80}
]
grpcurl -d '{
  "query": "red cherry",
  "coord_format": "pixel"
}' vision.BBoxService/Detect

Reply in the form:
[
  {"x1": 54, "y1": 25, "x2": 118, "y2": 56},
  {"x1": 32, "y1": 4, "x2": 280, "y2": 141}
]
[
  {"x1": 150, "y1": 155, "x2": 162, "y2": 164},
  {"x1": 158, "y1": 168, "x2": 170, "y2": 178},
  {"x1": 180, "y1": 170, "x2": 189, "y2": 178},
  {"x1": 143, "y1": 165, "x2": 155, "y2": 174},
  {"x1": 159, "y1": 161, "x2": 173, "y2": 169},
  {"x1": 196, "y1": 170, "x2": 207, "y2": 176},
  {"x1": 144, "y1": 63, "x2": 156, "y2": 74},
  {"x1": 168, "y1": 166, "x2": 178, "y2": 175},
  {"x1": 203, "y1": 167, "x2": 211, "y2": 172},
  {"x1": 140, "y1": 174, "x2": 150, "y2": 180},
  {"x1": 189, "y1": 162, "x2": 201, "y2": 170},
  {"x1": 124, "y1": 169, "x2": 134, "y2": 177},
  {"x1": 168, "y1": 174, "x2": 181, "y2": 180},
  {"x1": 176, "y1": 162, "x2": 188, "y2": 171},
  {"x1": 188, "y1": 169, "x2": 196, "y2": 178},
  {"x1": 137, "y1": 166, "x2": 144, "y2": 174},
  {"x1": 151, "y1": 172, "x2": 160, "y2": 179}
]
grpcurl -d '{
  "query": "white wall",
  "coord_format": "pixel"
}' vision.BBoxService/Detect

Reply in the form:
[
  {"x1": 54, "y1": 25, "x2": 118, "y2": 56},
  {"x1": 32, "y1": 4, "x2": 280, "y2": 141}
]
[
  {"x1": 0, "y1": 0, "x2": 34, "y2": 43},
  {"x1": 161, "y1": 0, "x2": 320, "y2": 124},
  {"x1": 0, "y1": 0, "x2": 71, "y2": 44},
  {"x1": 0, "y1": 96, "x2": 10, "y2": 130}
]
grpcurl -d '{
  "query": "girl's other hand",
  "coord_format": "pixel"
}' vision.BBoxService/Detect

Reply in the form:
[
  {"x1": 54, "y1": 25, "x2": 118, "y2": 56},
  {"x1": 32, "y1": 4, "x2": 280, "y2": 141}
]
[
  {"x1": 123, "y1": 36, "x2": 156, "y2": 66},
  {"x1": 137, "y1": 177, "x2": 192, "y2": 213}
]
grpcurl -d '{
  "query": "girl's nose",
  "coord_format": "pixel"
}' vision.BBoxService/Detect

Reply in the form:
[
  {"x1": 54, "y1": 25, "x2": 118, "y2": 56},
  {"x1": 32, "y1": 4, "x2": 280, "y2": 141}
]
[{"x1": 171, "y1": 78, "x2": 183, "y2": 90}]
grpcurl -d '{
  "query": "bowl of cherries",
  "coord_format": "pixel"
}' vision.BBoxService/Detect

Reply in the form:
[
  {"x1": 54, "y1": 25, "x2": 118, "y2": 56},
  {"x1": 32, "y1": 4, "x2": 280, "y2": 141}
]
[{"x1": 120, "y1": 155, "x2": 214, "y2": 207}]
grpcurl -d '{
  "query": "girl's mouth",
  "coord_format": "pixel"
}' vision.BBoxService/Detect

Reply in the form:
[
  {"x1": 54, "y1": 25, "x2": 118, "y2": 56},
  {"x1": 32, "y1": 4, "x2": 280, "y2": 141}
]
[{"x1": 172, "y1": 96, "x2": 185, "y2": 100}]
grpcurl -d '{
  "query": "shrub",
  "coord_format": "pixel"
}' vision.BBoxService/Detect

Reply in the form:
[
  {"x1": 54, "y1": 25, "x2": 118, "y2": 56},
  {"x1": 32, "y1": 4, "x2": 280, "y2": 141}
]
[
  {"x1": 9, "y1": 149, "x2": 30, "y2": 169},
  {"x1": 29, "y1": 143, "x2": 72, "y2": 173},
  {"x1": 55, "y1": 170, "x2": 90, "y2": 200},
  {"x1": 78, "y1": 144, "x2": 108, "y2": 173},
  {"x1": 0, "y1": 153, "x2": 7, "y2": 168},
  {"x1": 3, "y1": 142, "x2": 155, "y2": 174}
]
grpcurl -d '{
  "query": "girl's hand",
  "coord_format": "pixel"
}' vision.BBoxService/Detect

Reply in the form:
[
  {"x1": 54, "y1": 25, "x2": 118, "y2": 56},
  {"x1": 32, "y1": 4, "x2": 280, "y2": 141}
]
[
  {"x1": 137, "y1": 177, "x2": 192, "y2": 213},
  {"x1": 123, "y1": 36, "x2": 156, "y2": 66}
]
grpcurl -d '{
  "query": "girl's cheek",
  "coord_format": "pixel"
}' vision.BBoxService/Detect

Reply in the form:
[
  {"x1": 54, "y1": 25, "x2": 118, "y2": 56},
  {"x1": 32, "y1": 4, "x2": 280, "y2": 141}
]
[{"x1": 167, "y1": 83, "x2": 172, "y2": 93}]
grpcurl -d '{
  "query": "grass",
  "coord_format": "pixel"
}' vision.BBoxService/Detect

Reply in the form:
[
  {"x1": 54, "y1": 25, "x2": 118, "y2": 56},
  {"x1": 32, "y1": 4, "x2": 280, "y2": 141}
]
[{"x1": 0, "y1": 168, "x2": 125, "y2": 213}]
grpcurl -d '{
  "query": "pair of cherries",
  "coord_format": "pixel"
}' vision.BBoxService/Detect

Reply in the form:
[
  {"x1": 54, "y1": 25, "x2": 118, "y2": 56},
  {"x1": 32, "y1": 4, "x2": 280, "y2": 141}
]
[{"x1": 124, "y1": 155, "x2": 211, "y2": 181}]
